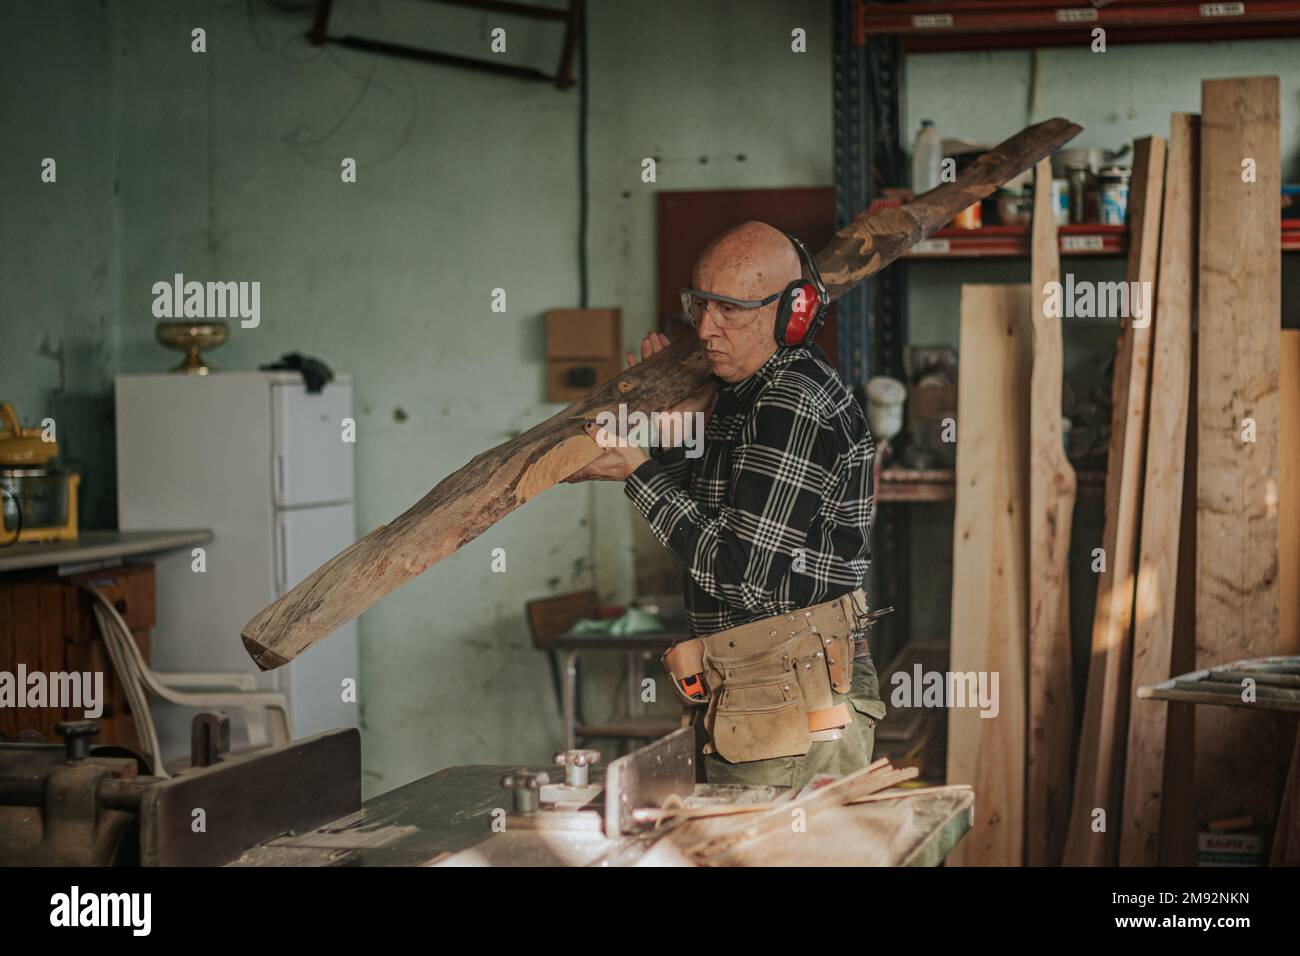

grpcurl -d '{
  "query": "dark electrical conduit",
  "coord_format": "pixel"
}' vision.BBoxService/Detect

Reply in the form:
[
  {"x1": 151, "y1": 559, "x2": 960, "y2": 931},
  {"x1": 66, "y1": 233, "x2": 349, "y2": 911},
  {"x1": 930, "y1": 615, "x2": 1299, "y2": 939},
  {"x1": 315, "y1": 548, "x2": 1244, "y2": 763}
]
[{"x1": 578, "y1": 0, "x2": 589, "y2": 309}]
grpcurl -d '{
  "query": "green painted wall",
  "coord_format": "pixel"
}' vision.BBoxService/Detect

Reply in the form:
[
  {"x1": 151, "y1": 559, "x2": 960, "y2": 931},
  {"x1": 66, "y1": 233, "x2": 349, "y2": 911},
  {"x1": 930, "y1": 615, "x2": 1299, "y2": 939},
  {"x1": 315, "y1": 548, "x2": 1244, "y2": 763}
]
[{"x1": 1, "y1": 0, "x2": 120, "y2": 527}]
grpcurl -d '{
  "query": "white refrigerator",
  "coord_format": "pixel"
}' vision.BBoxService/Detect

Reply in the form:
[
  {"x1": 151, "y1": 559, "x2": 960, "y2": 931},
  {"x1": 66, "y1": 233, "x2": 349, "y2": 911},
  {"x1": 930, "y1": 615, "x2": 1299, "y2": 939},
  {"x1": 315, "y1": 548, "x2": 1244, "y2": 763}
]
[{"x1": 115, "y1": 371, "x2": 360, "y2": 762}]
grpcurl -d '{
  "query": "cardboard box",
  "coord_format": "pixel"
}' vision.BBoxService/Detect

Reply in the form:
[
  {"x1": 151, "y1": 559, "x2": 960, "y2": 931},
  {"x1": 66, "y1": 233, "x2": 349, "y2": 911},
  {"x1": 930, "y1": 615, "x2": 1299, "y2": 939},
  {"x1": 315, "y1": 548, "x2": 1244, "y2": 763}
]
[{"x1": 546, "y1": 309, "x2": 621, "y2": 360}]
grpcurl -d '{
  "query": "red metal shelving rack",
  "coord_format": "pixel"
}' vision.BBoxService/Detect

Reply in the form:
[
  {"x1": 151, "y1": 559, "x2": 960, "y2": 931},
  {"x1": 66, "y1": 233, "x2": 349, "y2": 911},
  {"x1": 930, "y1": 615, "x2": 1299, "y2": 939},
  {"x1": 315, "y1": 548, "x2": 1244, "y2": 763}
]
[
  {"x1": 905, "y1": 223, "x2": 1127, "y2": 258},
  {"x1": 1284, "y1": 219, "x2": 1300, "y2": 251},
  {"x1": 903, "y1": 222, "x2": 1300, "y2": 258},
  {"x1": 878, "y1": 467, "x2": 1106, "y2": 502},
  {"x1": 856, "y1": 0, "x2": 1300, "y2": 53}
]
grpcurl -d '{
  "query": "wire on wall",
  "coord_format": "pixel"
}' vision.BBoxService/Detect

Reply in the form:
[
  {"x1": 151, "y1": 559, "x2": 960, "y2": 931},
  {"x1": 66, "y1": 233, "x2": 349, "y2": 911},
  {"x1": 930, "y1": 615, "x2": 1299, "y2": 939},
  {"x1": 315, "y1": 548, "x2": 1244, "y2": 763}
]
[{"x1": 577, "y1": 0, "x2": 589, "y2": 309}]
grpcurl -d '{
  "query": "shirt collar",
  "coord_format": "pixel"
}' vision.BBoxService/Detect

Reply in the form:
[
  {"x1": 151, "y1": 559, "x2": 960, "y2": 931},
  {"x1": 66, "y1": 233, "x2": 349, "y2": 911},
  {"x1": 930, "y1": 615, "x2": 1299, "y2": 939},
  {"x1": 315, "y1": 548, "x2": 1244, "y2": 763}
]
[{"x1": 721, "y1": 346, "x2": 801, "y2": 404}]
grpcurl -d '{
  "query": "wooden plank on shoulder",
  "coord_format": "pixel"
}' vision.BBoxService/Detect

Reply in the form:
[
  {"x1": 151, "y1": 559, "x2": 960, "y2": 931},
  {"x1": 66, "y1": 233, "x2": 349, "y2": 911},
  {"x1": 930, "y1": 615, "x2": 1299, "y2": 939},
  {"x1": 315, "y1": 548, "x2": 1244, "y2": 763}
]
[
  {"x1": 1027, "y1": 157, "x2": 1077, "y2": 867},
  {"x1": 1121, "y1": 114, "x2": 1198, "y2": 867},
  {"x1": 1063, "y1": 135, "x2": 1166, "y2": 866},
  {"x1": 946, "y1": 283, "x2": 1031, "y2": 867},
  {"x1": 1195, "y1": 76, "x2": 1282, "y2": 826}
]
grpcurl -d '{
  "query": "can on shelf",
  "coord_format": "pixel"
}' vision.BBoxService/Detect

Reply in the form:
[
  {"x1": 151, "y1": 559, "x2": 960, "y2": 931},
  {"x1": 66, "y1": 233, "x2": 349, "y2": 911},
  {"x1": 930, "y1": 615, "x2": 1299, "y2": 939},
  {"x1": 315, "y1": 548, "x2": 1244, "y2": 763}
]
[
  {"x1": 1051, "y1": 178, "x2": 1070, "y2": 225},
  {"x1": 1067, "y1": 163, "x2": 1091, "y2": 224},
  {"x1": 1099, "y1": 165, "x2": 1131, "y2": 225}
]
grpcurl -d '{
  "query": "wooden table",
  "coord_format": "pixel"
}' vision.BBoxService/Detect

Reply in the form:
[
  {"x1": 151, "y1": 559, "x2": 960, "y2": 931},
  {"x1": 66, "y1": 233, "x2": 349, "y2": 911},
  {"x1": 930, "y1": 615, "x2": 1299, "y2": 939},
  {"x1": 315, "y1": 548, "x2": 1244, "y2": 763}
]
[
  {"x1": 232, "y1": 764, "x2": 973, "y2": 867},
  {"x1": 0, "y1": 529, "x2": 212, "y2": 748}
]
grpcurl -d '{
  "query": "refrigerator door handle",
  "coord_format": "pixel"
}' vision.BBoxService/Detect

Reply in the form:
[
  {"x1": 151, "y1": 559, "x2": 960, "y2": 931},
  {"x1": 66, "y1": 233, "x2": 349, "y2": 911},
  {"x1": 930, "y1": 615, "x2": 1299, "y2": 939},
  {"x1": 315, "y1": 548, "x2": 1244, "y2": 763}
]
[
  {"x1": 274, "y1": 452, "x2": 286, "y2": 506},
  {"x1": 276, "y1": 515, "x2": 289, "y2": 595}
]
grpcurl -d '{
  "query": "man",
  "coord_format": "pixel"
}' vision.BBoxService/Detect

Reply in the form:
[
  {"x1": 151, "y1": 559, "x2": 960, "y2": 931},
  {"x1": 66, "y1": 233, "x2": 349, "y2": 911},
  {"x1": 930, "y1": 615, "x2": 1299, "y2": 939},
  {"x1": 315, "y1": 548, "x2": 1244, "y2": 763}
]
[{"x1": 565, "y1": 220, "x2": 885, "y2": 789}]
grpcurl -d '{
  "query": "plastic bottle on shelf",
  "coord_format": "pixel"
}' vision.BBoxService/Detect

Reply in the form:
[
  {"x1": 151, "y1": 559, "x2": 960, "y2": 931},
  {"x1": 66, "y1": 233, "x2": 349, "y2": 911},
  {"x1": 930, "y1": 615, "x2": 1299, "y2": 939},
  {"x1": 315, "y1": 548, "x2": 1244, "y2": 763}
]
[{"x1": 912, "y1": 120, "x2": 942, "y2": 195}]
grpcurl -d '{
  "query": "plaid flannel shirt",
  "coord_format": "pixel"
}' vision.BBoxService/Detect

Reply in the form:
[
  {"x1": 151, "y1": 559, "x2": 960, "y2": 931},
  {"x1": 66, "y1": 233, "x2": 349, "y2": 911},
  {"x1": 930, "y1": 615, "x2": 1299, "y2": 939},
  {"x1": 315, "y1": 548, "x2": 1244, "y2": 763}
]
[{"x1": 624, "y1": 344, "x2": 876, "y2": 645}]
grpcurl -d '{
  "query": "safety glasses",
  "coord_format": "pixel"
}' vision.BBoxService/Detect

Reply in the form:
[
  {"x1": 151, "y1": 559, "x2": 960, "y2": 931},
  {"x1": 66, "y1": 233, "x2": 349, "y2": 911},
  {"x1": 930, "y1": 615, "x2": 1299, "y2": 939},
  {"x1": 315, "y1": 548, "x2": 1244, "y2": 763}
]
[{"x1": 679, "y1": 288, "x2": 781, "y2": 329}]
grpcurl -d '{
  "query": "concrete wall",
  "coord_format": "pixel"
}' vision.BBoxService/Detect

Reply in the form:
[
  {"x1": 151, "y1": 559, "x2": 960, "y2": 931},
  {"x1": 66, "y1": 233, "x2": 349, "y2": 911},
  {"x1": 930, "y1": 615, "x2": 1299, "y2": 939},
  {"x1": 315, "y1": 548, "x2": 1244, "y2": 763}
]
[
  {"x1": 585, "y1": 0, "x2": 832, "y2": 607},
  {"x1": 0, "y1": 0, "x2": 120, "y2": 527},
  {"x1": 0, "y1": 0, "x2": 829, "y2": 796}
]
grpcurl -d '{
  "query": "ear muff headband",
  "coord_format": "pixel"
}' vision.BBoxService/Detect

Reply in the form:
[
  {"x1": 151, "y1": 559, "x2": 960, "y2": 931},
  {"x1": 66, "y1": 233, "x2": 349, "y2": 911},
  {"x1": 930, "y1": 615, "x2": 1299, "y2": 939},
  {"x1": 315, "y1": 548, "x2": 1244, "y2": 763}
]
[{"x1": 774, "y1": 233, "x2": 829, "y2": 347}]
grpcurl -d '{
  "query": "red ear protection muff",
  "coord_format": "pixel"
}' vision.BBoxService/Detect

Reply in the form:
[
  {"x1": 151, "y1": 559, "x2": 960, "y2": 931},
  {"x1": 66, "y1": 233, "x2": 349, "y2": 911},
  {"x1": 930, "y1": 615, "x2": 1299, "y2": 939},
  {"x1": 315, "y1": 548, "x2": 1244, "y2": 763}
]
[{"x1": 774, "y1": 233, "x2": 829, "y2": 348}]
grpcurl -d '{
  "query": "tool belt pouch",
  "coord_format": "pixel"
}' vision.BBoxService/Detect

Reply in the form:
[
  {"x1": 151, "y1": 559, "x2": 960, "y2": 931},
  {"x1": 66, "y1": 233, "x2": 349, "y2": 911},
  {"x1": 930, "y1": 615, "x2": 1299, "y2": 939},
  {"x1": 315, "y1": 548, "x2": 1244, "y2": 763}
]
[
  {"x1": 812, "y1": 594, "x2": 858, "y2": 695},
  {"x1": 666, "y1": 592, "x2": 867, "y2": 761},
  {"x1": 703, "y1": 631, "x2": 813, "y2": 763}
]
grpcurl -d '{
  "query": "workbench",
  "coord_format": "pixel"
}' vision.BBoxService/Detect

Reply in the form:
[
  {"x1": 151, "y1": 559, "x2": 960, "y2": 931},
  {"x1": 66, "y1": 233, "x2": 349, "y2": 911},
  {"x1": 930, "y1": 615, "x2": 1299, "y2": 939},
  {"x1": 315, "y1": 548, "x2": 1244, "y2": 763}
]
[
  {"x1": 0, "y1": 529, "x2": 212, "y2": 574},
  {"x1": 232, "y1": 763, "x2": 973, "y2": 867}
]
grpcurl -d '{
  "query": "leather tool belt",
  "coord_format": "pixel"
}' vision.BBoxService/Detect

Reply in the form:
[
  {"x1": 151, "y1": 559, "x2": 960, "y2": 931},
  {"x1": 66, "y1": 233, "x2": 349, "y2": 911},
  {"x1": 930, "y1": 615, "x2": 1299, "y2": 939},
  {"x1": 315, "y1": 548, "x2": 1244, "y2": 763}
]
[{"x1": 661, "y1": 589, "x2": 874, "y2": 763}]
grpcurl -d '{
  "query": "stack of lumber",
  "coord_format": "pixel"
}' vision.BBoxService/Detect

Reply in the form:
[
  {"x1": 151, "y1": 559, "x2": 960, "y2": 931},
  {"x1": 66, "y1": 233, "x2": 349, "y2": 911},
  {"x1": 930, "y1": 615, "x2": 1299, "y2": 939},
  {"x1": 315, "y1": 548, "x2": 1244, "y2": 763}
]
[{"x1": 949, "y1": 76, "x2": 1292, "y2": 866}]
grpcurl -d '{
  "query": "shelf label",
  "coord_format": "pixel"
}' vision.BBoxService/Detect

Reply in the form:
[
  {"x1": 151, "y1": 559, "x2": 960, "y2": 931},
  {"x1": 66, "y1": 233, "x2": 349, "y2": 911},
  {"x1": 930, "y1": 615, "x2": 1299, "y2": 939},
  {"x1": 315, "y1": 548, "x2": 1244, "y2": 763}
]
[
  {"x1": 1199, "y1": 2, "x2": 1245, "y2": 15},
  {"x1": 1055, "y1": 8, "x2": 1099, "y2": 22},
  {"x1": 1061, "y1": 234, "x2": 1105, "y2": 253},
  {"x1": 912, "y1": 14, "x2": 954, "y2": 29},
  {"x1": 911, "y1": 238, "x2": 951, "y2": 255}
]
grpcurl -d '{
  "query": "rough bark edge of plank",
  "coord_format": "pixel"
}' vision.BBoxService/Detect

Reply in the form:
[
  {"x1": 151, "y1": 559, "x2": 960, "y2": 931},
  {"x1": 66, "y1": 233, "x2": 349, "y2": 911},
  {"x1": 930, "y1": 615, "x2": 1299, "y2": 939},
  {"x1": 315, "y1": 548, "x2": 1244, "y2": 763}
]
[
  {"x1": 240, "y1": 118, "x2": 1084, "y2": 671},
  {"x1": 1027, "y1": 157, "x2": 1077, "y2": 867}
]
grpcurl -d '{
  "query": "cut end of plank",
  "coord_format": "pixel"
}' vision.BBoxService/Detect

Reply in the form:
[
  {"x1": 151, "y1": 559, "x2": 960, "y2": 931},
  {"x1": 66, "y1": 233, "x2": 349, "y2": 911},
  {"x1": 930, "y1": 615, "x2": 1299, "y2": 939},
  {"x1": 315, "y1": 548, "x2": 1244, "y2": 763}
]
[{"x1": 242, "y1": 630, "x2": 290, "y2": 672}]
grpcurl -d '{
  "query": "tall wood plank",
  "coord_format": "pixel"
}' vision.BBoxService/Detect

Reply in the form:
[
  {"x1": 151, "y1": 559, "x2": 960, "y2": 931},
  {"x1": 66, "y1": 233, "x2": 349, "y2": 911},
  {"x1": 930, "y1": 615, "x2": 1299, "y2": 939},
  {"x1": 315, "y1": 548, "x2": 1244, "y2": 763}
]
[
  {"x1": 946, "y1": 284, "x2": 1031, "y2": 867},
  {"x1": 1027, "y1": 158, "x2": 1077, "y2": 866},
  {"x1": 1272, "y1": 331, "x2": 1299, "y2": 865},
  {"x1": 1159, "y1": 346, "x2": 1198, "y2": 865},
  {"x1": 1281, "y1": 329, "x2": 1299, "y2": 658},
  {"x1": 1063, "y1": 136, "x2": 1166, "y2": 866},
  {"x1": 1195, "y1": 77, "x2": 1282, "y2": 825},
  {"x1": 1121, "y1": 114, "x2": 1198, "y2": 866}
]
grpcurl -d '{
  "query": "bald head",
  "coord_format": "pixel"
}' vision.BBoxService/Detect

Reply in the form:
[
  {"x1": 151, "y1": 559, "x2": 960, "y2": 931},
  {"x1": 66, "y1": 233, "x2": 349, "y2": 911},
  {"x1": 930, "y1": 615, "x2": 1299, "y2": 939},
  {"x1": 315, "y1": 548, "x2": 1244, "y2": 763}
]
[
  {"x1": 692, "y1": 221, "x2": 802, "y2": 301},
  {"x1": 689, "y1": 221, "x2": 801, "y2": 383}
]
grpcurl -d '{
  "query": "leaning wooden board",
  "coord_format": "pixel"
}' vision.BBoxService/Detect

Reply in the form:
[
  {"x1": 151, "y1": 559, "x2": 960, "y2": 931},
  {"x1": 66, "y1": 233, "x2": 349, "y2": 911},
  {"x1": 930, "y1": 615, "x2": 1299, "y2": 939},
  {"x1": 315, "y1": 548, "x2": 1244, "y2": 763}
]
[
  {"x1": 946, "y1": 284, "x2": 1031, "y2": 867},
  {"x1": 1120, "y1": 114, "x2": 1198, "y2": 867},
  {"x1": 240, "y1": 118, "x2": 1083, "y2": 671},
  {"x1": 1159, "y1": 345, "x2": 1199, "y2": 866},
  {"x1": 1281, "y1": 329, "x2": 1299, "y2": 659},
  {"x1": 1063, "y1": 136, "x2": 1165, "y2": 867},
  {"x1": 1027, "y1": 158, "x2": 1076, "y2": 867},
  {"x1": 1269, "y1": 327, "x2": 1299, "y2": 864},
  {"x1": 1195, "y1": 77, "x2": 1281, "y2": 826}
]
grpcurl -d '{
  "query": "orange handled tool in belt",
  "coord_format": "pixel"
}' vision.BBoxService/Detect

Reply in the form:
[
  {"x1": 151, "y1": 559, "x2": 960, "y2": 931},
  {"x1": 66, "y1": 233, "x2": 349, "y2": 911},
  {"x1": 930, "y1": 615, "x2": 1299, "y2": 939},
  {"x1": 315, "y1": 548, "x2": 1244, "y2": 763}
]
[{"x1": 663, "y1": 637, "x2": 708, "y2": 704}]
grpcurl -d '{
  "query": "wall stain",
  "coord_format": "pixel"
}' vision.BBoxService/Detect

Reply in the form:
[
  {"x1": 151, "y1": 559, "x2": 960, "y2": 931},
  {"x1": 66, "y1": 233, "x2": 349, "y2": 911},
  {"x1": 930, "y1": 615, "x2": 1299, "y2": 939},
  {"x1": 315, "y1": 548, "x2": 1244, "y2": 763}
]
[{"x1": 37, "y1": 335, "x2": 66, "y2": 392}]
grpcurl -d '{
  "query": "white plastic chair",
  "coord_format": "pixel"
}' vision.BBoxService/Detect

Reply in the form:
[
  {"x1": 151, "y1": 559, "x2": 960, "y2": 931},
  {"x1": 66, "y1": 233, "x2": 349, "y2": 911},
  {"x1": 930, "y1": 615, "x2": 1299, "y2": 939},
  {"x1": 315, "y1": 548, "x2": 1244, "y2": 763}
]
[{"x1": 84, "y1": 584, "x2": 292, "y2": 777}]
